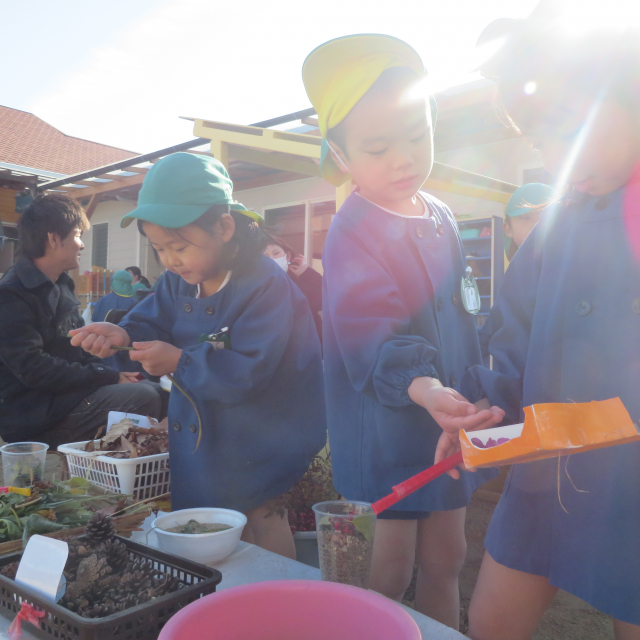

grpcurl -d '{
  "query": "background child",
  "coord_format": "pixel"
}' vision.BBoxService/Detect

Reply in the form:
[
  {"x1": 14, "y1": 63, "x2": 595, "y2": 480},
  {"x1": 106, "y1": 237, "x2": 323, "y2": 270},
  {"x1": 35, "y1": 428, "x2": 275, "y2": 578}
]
[
  {"x1": 71, "y1": 152, "x2": 326, "y2": 559},
  {"x1": 479, "y1": 182, "x2": 554, "y2": 360},
  {"x1": 459, "y1": 6, "x2": 640, "y2": 639},
  {"x1": 263, "y1": 232, "x2": 323, "y2": 342},
  {"x1": 91, "y1": 269, "x2": 137, "y2": 322},
  {"x1": 302, "y1": 35, "x2": 503, "y2": 628}
]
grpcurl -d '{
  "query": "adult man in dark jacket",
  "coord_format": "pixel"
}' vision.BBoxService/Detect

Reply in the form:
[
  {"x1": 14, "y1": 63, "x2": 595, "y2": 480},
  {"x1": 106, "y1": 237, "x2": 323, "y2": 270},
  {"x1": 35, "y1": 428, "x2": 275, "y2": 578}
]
[{"x1": 0, "y1": 195, "x2": 162, "y2": 447}]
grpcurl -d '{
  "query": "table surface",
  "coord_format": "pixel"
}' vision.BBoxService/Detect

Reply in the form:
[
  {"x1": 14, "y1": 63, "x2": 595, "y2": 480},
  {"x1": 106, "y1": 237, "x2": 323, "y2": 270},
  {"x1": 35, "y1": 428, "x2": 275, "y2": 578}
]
[{"x1": 0, "y1": 515, "x2": 465, "y2": 640}]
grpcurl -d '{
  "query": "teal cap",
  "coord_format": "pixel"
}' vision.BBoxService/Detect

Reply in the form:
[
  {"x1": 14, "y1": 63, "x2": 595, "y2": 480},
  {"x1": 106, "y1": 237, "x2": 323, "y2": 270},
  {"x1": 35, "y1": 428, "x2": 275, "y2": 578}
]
[
  {"x1": 131, "y1": 281, "x2": 149, "y2": 293},
  {"x1": 121, "y1": 152, "x2": 263, "y2": 228},
  {"x1": 504, "y1": 183, "x2": 555, "y2": 254},
  {"x1": 111, "y1": 270, "x2": 133, "y2": 296}
]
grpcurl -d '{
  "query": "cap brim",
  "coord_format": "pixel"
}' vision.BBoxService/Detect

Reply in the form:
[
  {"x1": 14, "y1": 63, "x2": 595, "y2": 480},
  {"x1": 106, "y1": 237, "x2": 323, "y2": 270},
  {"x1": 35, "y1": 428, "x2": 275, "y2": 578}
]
[
  {"x1": 121, "y1": 203, "x2": 211, "y2": 229},
  {"x1": 230, "y1": 203, "x2": 264, "y2": 224}
]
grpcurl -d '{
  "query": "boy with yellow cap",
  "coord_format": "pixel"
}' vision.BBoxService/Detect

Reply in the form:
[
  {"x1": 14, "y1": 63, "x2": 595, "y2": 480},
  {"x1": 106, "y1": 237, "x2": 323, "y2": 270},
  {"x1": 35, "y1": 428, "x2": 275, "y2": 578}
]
[{"x1": 303, "y1": 35, "x2": 503, "y2": 628}]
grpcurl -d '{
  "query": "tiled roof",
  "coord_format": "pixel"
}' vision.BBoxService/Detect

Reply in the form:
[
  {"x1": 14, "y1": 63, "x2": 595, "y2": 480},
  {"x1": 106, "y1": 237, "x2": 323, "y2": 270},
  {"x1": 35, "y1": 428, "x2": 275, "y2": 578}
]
[{"x1": 0, "y1": 106, "x2": 137, "y2": 175}]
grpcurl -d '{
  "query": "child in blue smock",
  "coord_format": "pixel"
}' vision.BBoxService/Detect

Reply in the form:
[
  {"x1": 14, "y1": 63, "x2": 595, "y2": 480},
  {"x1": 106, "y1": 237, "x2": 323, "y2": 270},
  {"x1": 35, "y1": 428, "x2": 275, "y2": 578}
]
[
  {"x1": 456, "y1": 7, "x2": 640, "y2": 639},
  {"x1": 302, "y1": 35, "x2": 504, "y2": 628},
  {"x1": 91, "y1": 270, "x2": 137, "y2": 322},
  {"x1": 71, "y1": 153, "x2": 326, "y2": 559}
]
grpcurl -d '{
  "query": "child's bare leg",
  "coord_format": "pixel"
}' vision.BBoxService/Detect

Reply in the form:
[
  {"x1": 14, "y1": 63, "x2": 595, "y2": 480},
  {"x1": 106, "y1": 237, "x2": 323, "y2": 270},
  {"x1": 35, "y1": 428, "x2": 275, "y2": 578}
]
[
  {"x1": 241, "y1": 504, "x2": 296, "y2": 560},
  {"x1": 613, "y1": 619, "x2": 640, "y2": 640},
  {"x1": 414, "y1": 508, "x2": 466, "y2": 629},
  {"x1": 369, "y1": 519, "x2": 418, "y2": 601},
  {"x1": 468, "y1": 551, "x2": 557, "y2": 640}
]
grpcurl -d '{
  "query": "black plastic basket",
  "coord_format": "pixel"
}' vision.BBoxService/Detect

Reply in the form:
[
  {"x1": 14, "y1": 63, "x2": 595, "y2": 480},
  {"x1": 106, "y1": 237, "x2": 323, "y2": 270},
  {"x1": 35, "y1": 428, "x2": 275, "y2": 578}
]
[{"x1": 0, "y1": 536, "x2": 222, "y2": 640}]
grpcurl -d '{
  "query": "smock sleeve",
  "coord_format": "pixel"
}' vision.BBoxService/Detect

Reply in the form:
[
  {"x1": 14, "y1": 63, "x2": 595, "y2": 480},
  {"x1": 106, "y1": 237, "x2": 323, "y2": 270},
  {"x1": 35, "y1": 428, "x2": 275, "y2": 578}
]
[
  {"x1": 172, "y1": 273, "x2": 296, "y2": 404},
  {"x1": 323, "y1": 228, "x2": 439, "y2": 408},
  {"x1": 461, "y1": 228, "x2": 542, "y2": 424}
]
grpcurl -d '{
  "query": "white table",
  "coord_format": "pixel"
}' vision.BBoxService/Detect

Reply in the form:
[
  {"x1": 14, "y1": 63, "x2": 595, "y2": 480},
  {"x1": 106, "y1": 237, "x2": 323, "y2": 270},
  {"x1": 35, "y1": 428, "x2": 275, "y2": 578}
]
[{"x1": 0, "y1": 516, "x2": 464, "y2": 640}]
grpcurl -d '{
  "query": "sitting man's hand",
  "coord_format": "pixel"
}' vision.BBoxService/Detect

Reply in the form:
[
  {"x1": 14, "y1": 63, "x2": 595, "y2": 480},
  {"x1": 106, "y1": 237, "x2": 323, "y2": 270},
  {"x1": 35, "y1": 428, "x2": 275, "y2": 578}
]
[
  {"x1": 129, "y1": 341, "x2": 182, "y2": 377},
  {"x1": 69, "y1": 323, "x2": 130, "y2": 359},
  {"x1": 118, "y1": 372, "x2": 141, "y2": 384}
]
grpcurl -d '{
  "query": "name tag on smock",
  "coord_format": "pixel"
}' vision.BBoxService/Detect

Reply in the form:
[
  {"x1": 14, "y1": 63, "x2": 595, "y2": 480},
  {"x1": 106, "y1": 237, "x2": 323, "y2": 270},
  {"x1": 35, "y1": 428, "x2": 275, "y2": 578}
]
[{"x1": 461, "y1": 268, "x2": 481, "y2": 315}]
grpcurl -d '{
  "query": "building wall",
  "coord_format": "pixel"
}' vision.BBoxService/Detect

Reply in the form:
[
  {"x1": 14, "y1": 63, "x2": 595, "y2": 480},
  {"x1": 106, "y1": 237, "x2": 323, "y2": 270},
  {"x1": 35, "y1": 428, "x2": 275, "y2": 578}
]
[{"x1": 0, "y1": 188, "x2": 18, "y2": 225}]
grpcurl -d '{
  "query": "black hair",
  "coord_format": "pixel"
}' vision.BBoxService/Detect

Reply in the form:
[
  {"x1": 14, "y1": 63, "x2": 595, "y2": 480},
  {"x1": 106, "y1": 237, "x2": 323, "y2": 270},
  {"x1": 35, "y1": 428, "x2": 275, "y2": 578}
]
[
  {"x1": 263, "y1": 229, "x2": 296, "y2": 257},
  {"x1": 477, "y1": 16, "x2": 640, "y2": 135},
  {"x1": 17, "y1": 194, "x2": 89, "y2": 259},
  {"x1": 126, "y1": 266, "x2": 142, "y2": 277},
  {"x1": 137, "y1": 204, "x2": 265, "y2": 275}
]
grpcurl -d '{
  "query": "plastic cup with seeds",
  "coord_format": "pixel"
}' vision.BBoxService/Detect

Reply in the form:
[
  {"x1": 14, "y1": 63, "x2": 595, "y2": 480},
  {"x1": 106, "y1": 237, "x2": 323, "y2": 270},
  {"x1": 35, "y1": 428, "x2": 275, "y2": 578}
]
[
  {"x1": 312, "y1": 500, "x2": 375, "y2": 589},
  {"x1": 0, "y1": 442, "x2": 49, "y2": 488}
]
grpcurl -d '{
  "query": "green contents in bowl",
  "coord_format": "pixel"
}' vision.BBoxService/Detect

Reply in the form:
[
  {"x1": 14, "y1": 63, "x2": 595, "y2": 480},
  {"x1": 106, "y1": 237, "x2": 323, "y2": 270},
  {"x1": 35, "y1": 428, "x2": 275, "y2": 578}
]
[{"x1": 164, "y1": 519, "x2": 232, "y2": 534}]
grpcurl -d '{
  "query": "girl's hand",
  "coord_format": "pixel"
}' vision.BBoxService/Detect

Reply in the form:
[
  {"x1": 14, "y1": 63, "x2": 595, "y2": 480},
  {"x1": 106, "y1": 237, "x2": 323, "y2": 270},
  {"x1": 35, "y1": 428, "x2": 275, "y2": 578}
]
[
  {"x1": 129, "y1": 341, "x2": 182, "y2": 377},
  {"x1": 288, "y1": 254, "x2": 308, "y2": 277},
  {"x1": 69, "y1": 323, "x2": 130, "y2": 359},
  {"x1": 408, "y1": 377, "x2": 503, "y2": 433}
]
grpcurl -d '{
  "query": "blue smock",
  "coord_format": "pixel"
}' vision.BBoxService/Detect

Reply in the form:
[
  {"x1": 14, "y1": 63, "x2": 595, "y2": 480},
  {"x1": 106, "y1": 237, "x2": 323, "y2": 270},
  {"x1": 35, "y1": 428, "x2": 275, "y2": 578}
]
[
  {"x1": 322, "y1": 192, "x2": 497, "y2": 512},
  {"x1": 92, "y1": 292, "x2": 136, "y2": 322},
  {"x1": 118, "y1": 255, "x2": 327, "y2": 513},
  {"x1": 462, "y1": 186, "x2": 640, "y2": 625}
]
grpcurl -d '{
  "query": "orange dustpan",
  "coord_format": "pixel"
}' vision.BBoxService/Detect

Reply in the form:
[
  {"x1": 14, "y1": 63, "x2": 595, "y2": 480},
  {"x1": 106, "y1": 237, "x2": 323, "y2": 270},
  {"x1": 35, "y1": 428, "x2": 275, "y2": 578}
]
[{"x1": 373, "y1": 398, "x2": 639, "y2": 515}]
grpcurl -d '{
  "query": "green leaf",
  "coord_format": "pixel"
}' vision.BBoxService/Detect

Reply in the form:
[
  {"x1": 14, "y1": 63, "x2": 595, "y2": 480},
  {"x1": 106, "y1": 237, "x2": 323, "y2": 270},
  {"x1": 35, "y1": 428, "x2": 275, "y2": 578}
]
[
  {"x1": 353, "y1": 515, "x2": 375, "y2": 543},
  {"x1": 68, "y1": 477, "x2": 92, "y2": 489},
  {"x1": 22, "y1": 514, "x2": 68, "y2": 545},
  {"x1": 0, "y1": 518, "x2": 23, "y2": 541}
]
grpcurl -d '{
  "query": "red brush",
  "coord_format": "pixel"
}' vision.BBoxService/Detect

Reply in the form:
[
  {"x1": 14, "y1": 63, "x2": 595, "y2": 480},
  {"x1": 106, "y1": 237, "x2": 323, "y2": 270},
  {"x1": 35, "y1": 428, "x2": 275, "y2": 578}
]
[{"x1": 371, "y1": 451, "x2": 464, "y2": 515}]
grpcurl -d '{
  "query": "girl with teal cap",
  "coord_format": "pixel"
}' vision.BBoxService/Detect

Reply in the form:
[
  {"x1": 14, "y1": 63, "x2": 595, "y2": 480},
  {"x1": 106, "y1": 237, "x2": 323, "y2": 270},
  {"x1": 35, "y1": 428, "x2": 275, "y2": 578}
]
[{"x1": 71, "y1": 152, "x2": 326, "y2": 558}]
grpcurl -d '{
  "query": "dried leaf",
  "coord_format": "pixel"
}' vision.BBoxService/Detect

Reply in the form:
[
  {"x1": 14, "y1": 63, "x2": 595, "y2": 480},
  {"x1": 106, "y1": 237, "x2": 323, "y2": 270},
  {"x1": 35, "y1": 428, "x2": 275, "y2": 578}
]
[{"x1": 84, "y1": 440, "x2": 96, "y2": 453}]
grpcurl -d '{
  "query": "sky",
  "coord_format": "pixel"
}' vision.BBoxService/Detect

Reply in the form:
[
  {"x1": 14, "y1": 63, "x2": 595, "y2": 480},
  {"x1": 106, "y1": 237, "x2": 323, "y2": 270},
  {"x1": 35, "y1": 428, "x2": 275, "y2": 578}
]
[{"x1": 3, "y1": 0, "x2": 541, "y2": 155}]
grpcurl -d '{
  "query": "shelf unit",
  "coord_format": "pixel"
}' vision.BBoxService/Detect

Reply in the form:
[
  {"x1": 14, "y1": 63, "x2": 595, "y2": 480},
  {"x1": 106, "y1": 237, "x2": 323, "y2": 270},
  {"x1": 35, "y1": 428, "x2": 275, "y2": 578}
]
[{"x1": 458, "y1": 216, "x2": 504, "y2": 367}]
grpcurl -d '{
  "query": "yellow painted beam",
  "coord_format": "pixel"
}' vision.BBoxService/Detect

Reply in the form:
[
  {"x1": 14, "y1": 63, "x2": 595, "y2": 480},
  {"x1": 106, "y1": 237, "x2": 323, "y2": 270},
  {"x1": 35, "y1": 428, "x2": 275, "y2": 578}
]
[
  {"x1": 335, "y1": 180, "x2": 353, "y2": 210},
  {"x1": 193, "y1": 119, "x2": 321, "y2": 160},
  {"x1": 229, "y1": 145, "x2": 321, "y2": 177}
]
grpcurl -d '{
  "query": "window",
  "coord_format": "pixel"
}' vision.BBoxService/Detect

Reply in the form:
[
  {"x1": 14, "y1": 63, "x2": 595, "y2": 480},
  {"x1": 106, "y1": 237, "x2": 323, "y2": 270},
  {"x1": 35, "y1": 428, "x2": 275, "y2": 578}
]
[
  {"x1": 264, "y1": 205, "x2": 306, "y2": 255},
  {"x1": 91, "y1": 223, "x2": 108, "y2": 269}
]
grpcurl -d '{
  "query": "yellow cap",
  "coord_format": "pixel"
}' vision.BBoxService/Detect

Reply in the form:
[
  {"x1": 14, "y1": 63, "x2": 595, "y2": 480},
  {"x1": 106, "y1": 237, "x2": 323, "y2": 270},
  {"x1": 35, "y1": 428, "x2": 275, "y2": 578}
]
[{"x1": 302, "y1": 34, "x2": 426, "y2": 185}]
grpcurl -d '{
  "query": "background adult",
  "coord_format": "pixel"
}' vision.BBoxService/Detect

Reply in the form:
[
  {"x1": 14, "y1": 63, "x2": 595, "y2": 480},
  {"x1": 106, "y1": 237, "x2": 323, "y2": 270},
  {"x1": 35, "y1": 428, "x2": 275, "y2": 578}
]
[
  {"x1": 0, "y1": 195, "x2": 163, "y2": 447},
  {"x1": 125, "y1": 265, "x2": 151, "y2": 291},
  {"x1": 264, "y1": 233, "x2": 322, "y2": 343}
]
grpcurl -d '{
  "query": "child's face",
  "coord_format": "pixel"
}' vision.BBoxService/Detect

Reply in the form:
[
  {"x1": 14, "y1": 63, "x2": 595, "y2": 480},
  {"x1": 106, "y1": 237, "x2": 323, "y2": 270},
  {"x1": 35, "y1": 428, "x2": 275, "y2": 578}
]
[
  {"x1": 513, "y1": 87, "x2": 640, "y2": 196},
  {"x1": 503, "y1": 211, "x2": 542, "y2": 249},
  {"x1": 332, "y1": 73, "x2": 433, "y2": 205},
  {"x1": 142, "y1": 216, "x2": 234, "y2": 285}
]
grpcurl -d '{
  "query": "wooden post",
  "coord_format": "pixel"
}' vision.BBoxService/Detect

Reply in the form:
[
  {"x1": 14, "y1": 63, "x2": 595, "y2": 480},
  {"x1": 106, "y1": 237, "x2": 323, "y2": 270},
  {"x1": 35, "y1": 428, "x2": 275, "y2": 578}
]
[
  {"x1": 210, "y1": 140, "x2": 229, "y2": 169},
  {"x1": 335, "y1": 180, "x2": 353, "y2": 211},
  {"x1": 84, "y1": 195, "x2": 101, "y2": 220}
]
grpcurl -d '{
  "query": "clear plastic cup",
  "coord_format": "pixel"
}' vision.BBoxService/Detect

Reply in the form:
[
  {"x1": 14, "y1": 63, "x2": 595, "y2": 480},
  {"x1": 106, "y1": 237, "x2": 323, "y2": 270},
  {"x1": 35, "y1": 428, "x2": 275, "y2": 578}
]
[
  {"x1": 312, "y1": 500, "x2": 376, "y2": 589},
  {"x1": 0, "y1": 442, "x2": 49, "y2": 488}
]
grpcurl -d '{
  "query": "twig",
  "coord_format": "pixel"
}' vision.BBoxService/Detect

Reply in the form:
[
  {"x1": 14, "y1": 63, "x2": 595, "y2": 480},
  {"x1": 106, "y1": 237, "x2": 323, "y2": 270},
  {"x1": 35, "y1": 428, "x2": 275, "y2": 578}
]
[{"x1": 112, "y1": 492, "x2": 171, "y2": 517}]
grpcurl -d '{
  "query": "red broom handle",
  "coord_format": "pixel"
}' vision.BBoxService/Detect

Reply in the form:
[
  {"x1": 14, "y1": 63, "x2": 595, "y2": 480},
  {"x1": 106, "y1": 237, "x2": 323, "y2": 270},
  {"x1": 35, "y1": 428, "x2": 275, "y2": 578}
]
[{"x1": 371, "y1": 451, "x2": 464, "y2": 516}]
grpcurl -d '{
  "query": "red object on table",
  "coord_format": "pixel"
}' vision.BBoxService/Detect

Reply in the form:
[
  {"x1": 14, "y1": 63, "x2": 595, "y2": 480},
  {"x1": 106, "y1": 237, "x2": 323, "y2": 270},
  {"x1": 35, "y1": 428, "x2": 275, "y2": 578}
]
[
  {"x1": 371, "y1": 451, "x2": 464, "y2": 515},
  {"x1": 8, "y1": 602, "x2": 46, "y2": 640}
]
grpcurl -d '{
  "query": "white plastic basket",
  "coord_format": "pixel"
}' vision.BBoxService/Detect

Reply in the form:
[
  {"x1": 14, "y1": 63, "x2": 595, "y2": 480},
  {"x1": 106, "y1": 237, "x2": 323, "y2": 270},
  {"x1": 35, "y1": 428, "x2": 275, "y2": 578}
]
[{"x1": 57, "y1": 441, "x2": 170, "y2": 500}]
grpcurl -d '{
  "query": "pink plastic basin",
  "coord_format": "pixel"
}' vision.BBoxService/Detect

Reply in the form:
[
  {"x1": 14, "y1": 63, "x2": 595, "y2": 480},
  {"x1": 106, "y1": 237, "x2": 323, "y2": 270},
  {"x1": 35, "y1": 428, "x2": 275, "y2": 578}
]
[{"x1": 158, "y1": 579, "x2": 422, "y2": 640}]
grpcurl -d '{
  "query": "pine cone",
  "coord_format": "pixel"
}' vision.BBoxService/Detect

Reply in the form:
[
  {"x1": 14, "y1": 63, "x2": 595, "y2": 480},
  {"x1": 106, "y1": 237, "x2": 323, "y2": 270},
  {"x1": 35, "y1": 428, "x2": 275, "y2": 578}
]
[
  {"x1": 152, "y1": 573, "x2": 183, "y2": 597},
  {"x1": 65, "y1": 540, "x2": 93, "y2": 578},
  {"x1": 121, "y1": 568, "x2": 152, "y2": 592},
  {"x1": 85, "y1": 512, "x2": 116, "y2": 543},
  {"x1": 76, "y1": 554, "x2": 112, "y2": 585},
  {"x1": 80, "y1": 602, "x2": 116, "y2": 619},
  {"x1": 0, "y1": 562, "x2": 19, "y2": 580},
  {"x1": 64, "y1": 596, "x2": 91, "y2": 614},
  {"x1": 113, "y1": 591, "x2": 151, "y2": 612},
  {"x1": 96, "y1": 538, "x2": 129, "y2": 573}
]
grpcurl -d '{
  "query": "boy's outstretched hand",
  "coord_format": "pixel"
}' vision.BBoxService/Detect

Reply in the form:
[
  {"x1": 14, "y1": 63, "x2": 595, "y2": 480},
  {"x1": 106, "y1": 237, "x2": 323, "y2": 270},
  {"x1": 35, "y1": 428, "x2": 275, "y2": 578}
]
[
  {"x1": 408, "y1": 377, "x2": 503, "y2": 433},
  {"x1": 69, "y1": 323, "x2": 130, "y2": 359}
]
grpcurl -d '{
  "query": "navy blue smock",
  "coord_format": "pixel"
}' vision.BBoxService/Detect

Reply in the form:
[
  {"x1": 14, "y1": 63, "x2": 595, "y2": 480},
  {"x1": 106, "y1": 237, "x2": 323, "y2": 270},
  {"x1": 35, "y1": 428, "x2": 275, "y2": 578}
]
[
  {"x1": 462, "y1": 186, "x2": 640, "y2": 625},
  {"x1": 322, "y1": 192, "x2": 497, "y2": 512},
  {"x1": 92, "y1": 292, "x2": 136, "y2": 322},
  {"x1": 117, "y1": 255, "x2": 327, "y2": 513}
]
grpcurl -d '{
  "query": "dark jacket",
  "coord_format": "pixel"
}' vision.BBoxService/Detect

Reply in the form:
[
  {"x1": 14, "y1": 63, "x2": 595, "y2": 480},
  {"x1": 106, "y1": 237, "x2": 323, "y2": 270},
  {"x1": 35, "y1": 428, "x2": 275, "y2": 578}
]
[
  {"x1": 0, "y1": 258, "x2": 120, "y2": 441},
  {"x1": 290, "y1": 267, "x2": 322, "y2": 342}
]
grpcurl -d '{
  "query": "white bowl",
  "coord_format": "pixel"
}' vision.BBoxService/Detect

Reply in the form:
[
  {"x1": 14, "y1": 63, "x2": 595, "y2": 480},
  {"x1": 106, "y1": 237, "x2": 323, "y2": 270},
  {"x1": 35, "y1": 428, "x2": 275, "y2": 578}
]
[{"x1": 153, "y1": 508, "x2": 247, "y2": 565}]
